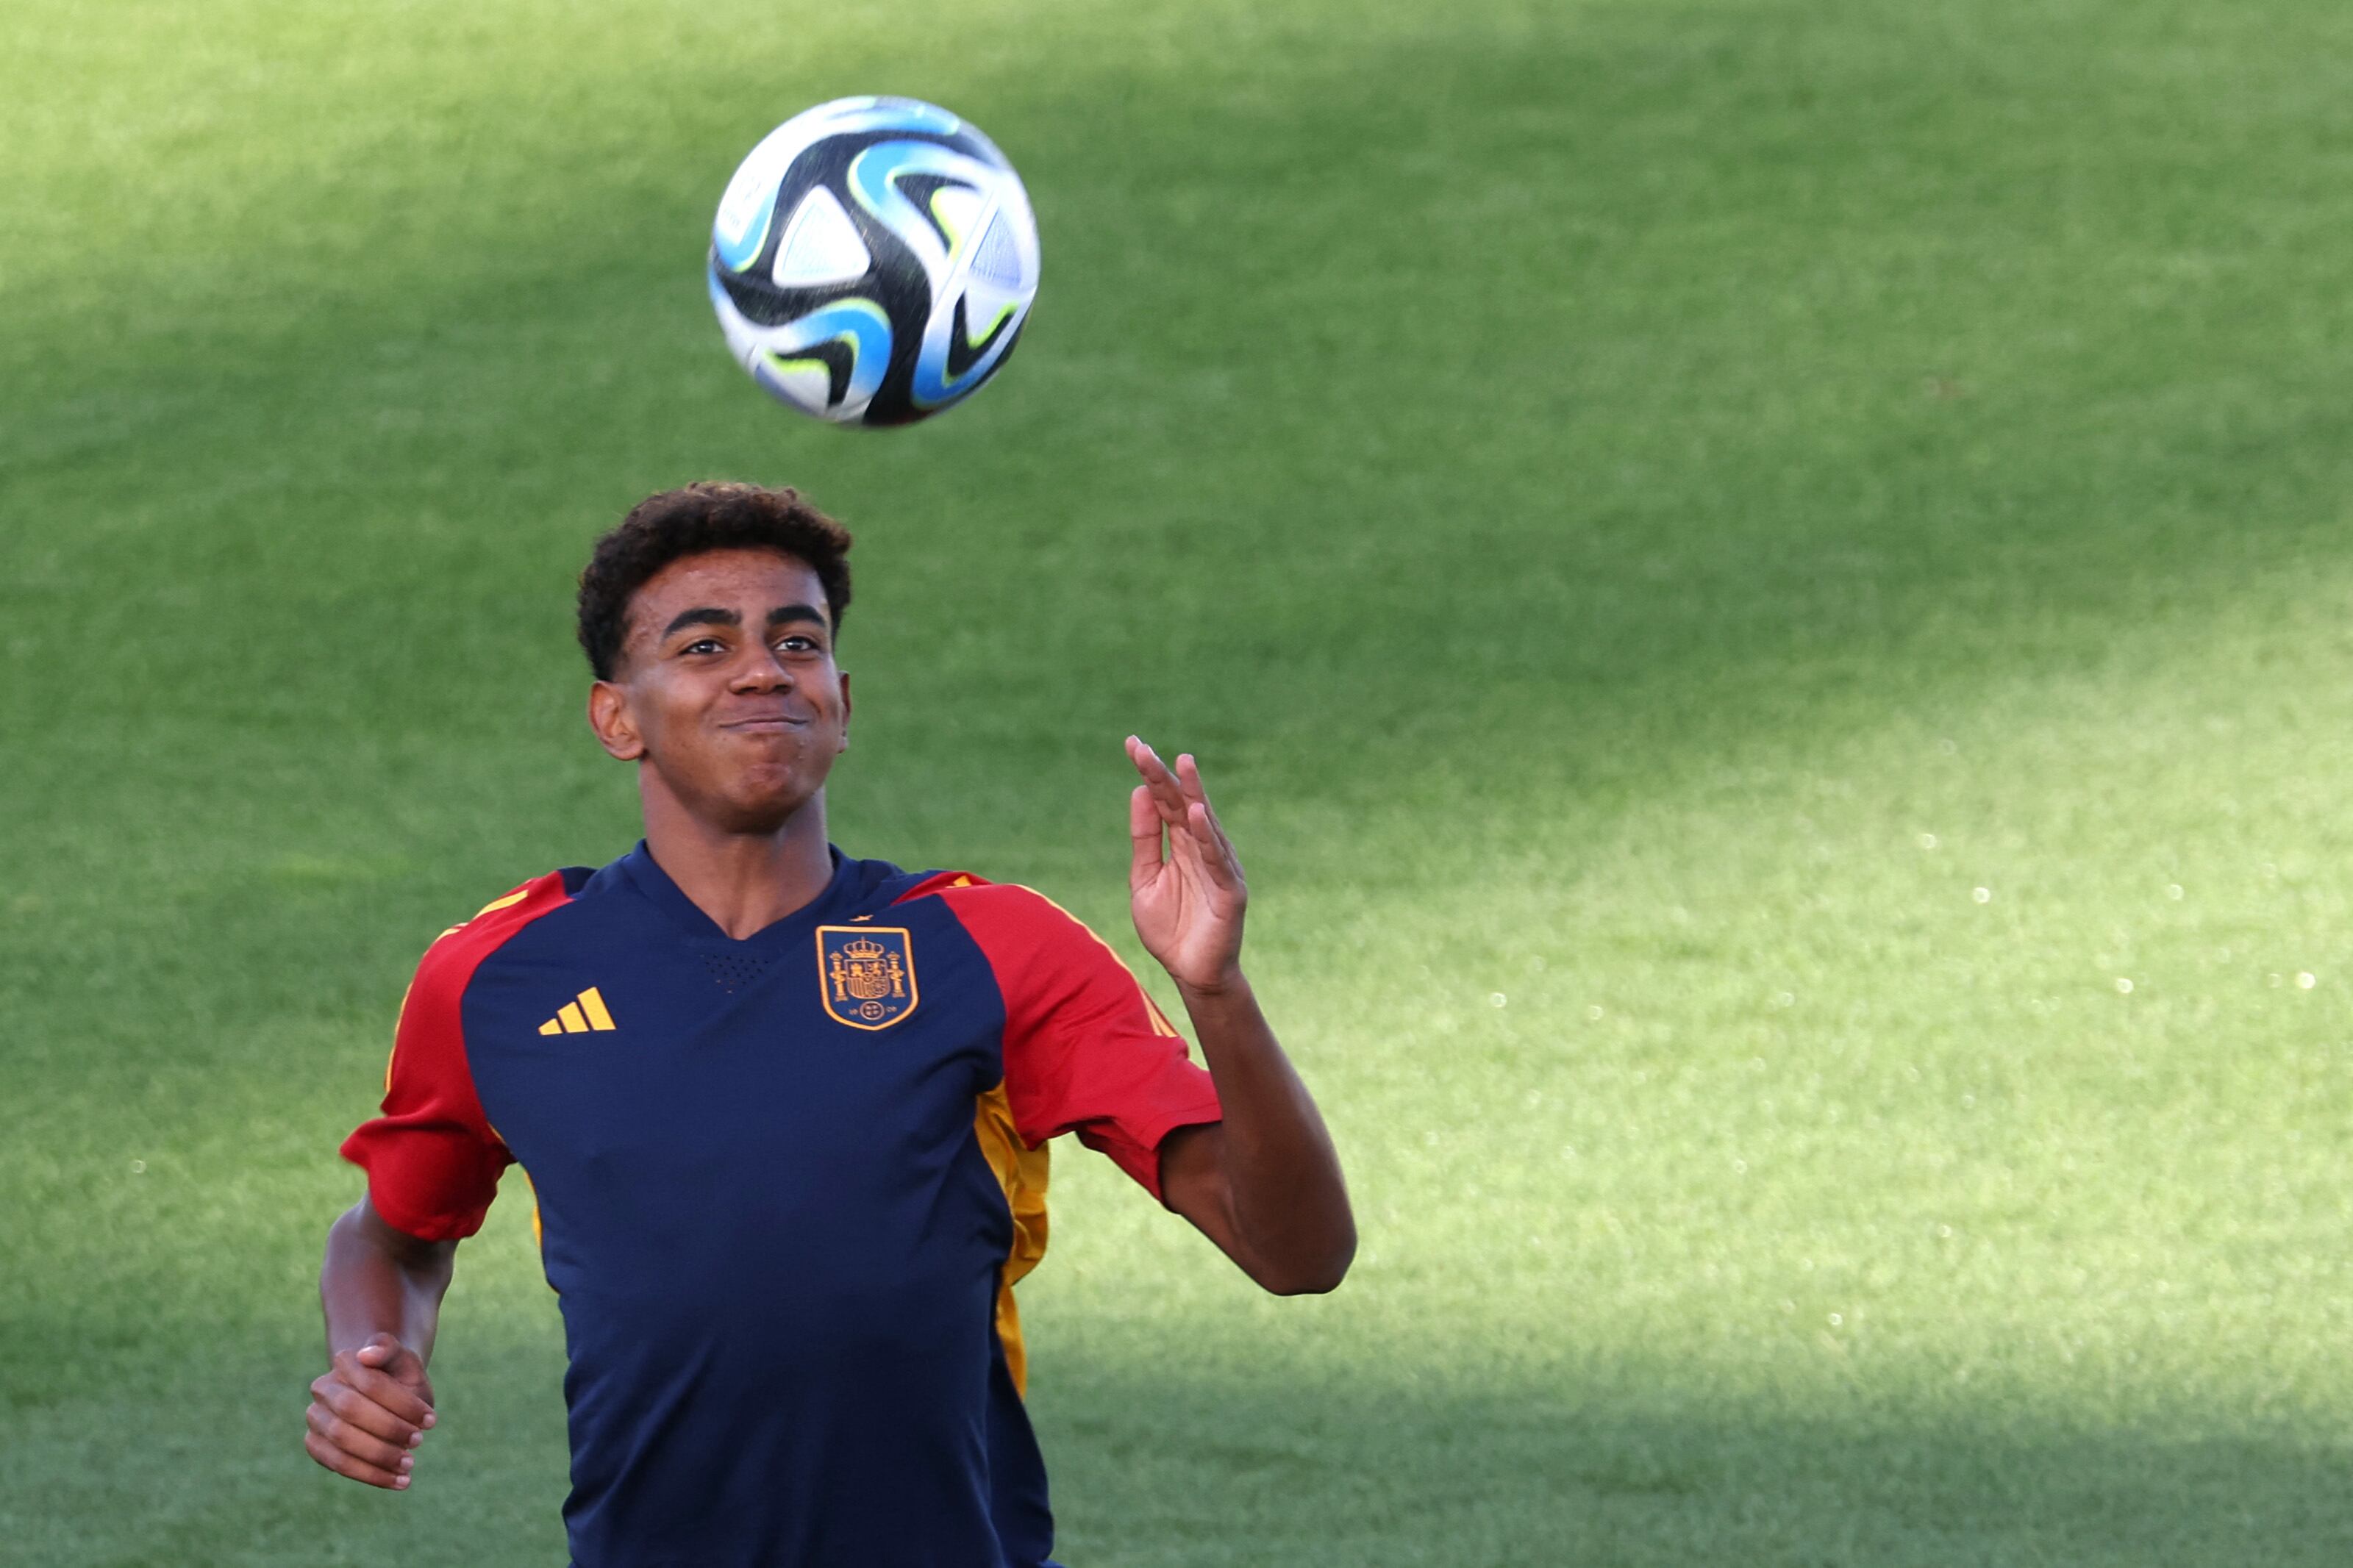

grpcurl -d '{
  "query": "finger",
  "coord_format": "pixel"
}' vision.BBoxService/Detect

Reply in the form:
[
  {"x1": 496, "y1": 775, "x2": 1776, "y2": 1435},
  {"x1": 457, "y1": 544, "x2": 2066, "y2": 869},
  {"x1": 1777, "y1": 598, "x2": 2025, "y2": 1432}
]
[
  {"x1": 1164, "y1": 767, "x2": 1231, "y2": 858},
  {"x1": 315, "y1": 1379, "x2": 428, "y2": 1447},
  {"x1": 1185, "y1": 802, "x2": 1243, "y2": 888},
  {"x1": 1174, "y1": 753, "x2": 1210, "y2": 808},
  {"x1": 304, "y1": 1428, "x2": 410, "y2": 1489},
  {"x1": 360, "y1": 1334, "x2": 438, "y2": 1403},
  {"x1": 1196, "y1": 793, "x2": 1244, "y2": 877},
  {"x1": 335, "y1": 1345, "x2": 436, "y2": 1417},
  {"x1": 1126, "y1": 734, "x2": 1170, "y2": 776},
  {"x1": 385, "y1": 1356, "x2": 438, "y2": 1410},
  {"x1": 1126, "y1": 737, "x2": 1190, "y2": 826},
  {"x1": 1167, "y1": 756, "x2": 1224, "y2": 853},
  {"x1": 1167, "y1": 756, "x2": 1241, "y2": 870},
  {"x1": 313, "y1": 1382, "x2": 426, "y2": 1450},
  {"x1": 319, "y1": 1366, "x2": 432, "y2": 1438},
  {"x1": 1169, "y1": 815, "x2": 1241, "y2": 909},
  {"x1": 352, "y1": 1332, "x2": 416, "y2": 1378},
  {"x1": 329, "y1": 1355, "x2": 435, "y2": 1428},
  {"x1": 1171, "y1": 753, "x2": 1236, "y2": 859},
  {"x1": 1129, "y1": 787, "x2": 1164, "y2": 889},
  {"x1": 308, "y1": 1400, "x2": 418, "y2": 1473},
  {"x1": 1126, "y1": 734, "x2": 1173, "y2": 788}
]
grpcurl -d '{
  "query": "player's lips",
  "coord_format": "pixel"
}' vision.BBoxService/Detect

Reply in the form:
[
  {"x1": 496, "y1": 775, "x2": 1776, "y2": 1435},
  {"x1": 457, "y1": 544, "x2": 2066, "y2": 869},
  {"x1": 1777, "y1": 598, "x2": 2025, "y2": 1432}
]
[{"x1": 718, "y1": 709, "x2": 814, "y2": 733}]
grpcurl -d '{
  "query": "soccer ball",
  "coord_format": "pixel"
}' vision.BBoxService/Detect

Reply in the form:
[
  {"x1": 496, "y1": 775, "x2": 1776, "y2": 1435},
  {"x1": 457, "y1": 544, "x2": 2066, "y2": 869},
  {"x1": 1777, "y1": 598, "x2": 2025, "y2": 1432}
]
[{"x1": 707, "y1": 97, "x2": 1041, "y2": 426}]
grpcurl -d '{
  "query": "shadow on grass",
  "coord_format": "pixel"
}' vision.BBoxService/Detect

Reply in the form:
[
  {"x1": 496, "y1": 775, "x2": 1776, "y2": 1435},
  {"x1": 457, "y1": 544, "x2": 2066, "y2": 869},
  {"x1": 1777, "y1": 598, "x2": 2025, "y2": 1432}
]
[
  {"x1": 1037, "y1": 1356, "x2": 2351, "y2": 1568},
  {"x1": 7, "y1": 1315, "x2": 2344, "y2": 1568}
]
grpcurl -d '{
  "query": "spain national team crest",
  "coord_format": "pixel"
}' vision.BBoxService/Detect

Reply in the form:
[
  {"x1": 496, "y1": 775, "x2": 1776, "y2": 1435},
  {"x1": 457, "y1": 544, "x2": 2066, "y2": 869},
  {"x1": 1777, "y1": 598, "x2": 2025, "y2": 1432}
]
[{"x1": 816, "y1": 926, "x2": 919, "y2": 1031}]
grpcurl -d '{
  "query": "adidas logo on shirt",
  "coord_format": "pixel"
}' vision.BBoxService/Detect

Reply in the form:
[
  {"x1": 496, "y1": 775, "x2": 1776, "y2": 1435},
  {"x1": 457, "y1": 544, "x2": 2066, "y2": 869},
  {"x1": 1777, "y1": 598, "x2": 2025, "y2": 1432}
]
[{"x1": 538, "y1": 987, "x2": 616, "y2": 1035}]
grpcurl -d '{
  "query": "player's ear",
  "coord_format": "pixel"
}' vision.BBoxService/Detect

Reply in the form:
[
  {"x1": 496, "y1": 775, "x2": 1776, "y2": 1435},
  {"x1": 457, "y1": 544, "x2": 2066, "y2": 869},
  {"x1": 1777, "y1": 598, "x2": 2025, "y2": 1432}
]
[
  {"x1": 588, "y1": 679, "x2": 646, "y2": 762},
  {"x1": 835, "y1": 669, "x2": 851, "y2": 754}
]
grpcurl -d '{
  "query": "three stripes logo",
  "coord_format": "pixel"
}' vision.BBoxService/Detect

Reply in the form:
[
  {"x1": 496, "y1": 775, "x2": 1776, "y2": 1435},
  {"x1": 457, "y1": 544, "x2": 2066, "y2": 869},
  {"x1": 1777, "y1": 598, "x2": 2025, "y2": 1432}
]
[{"x1": 538, "y1": 987, "x2": 617, "y2": 1036}]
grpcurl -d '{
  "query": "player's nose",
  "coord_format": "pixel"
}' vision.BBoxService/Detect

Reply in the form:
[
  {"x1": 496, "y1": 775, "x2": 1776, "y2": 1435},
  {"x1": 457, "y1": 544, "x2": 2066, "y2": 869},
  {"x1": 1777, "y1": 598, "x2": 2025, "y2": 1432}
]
[{"x1": 728, "y1": 645, "x2": 796, "y2": 692}]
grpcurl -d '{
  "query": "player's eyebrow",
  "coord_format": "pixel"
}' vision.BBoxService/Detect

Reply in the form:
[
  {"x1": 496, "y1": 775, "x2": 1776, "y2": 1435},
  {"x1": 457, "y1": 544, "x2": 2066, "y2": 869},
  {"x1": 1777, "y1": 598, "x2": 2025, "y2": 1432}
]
[
  {"x1": 765, "y1": 603, "x2": 829, "y2": 632},
  {"x1": 660, "y1": 606, "x2": 740, "y2": 638}
]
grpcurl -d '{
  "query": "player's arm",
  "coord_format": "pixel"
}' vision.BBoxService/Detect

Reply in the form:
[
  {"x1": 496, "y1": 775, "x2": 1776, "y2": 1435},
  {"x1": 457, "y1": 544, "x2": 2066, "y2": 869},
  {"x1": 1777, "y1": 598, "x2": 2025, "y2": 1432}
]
[
  {"x1": 308, "y1": 1195, "x2": 451, "y2": 1489},
  {"x1": 310, "y1": 906, "x2": 522, "y2": 1490},
  {"x1": 1125, "y1": 737, "x2": 1355, "y2": 1296}
]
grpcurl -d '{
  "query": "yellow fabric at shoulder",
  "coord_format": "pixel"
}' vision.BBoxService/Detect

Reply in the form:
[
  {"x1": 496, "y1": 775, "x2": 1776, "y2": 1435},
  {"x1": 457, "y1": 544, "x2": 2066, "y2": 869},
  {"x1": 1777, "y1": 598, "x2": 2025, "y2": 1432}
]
[
  {"x1": 381, "y1": 980, "x2": 417, "y2": 1093},
  {"x1": 419, "y1": 883, "x2": 530, "y2": 956}
]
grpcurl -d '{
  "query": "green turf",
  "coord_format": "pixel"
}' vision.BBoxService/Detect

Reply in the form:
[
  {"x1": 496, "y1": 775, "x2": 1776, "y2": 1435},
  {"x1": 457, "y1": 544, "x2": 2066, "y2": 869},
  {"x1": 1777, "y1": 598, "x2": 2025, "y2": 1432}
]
[{"x1": 7, "y1": 0, "x2": 2353, "y2": 1561}]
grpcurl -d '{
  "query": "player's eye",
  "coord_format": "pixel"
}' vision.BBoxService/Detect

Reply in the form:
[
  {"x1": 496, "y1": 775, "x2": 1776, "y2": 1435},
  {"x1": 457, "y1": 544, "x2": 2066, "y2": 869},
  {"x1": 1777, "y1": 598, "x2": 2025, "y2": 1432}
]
[
  {"x1": 776, "y1": 634, "x2": 821, "y2": 654},
  {"x1": 682, "y1": 637, "x2": 725, "y2": 656}
]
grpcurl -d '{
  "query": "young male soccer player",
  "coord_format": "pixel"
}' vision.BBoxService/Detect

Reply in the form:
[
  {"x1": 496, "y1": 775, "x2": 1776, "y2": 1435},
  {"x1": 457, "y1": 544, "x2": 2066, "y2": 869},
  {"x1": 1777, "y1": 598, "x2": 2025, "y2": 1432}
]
[{"x1": 304, "y1": 482, "x2": 1354, "y2": 1566}]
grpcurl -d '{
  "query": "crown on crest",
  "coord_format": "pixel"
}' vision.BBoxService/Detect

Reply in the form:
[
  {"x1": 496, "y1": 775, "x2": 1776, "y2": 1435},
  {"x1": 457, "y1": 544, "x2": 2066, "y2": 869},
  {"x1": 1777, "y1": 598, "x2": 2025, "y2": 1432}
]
[{"x1": 839, "y1": 936, "x2": 890, "y2": 962}]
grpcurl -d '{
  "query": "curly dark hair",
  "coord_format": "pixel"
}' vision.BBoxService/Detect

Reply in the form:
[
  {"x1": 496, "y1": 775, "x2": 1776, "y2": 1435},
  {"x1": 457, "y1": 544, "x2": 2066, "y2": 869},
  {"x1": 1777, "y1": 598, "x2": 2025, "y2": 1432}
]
[{"x1": 576, "y1": 482, "x2": 854, "y2": 680}]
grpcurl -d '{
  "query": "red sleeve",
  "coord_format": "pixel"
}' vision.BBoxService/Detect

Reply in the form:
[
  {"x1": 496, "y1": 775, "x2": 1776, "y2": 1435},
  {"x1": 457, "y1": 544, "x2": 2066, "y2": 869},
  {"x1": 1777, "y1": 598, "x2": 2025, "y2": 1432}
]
[
  {"x1": 338, "y1": 874, "x2": 569, "y2": 1241},
  {"x1": 910, "y1": 875, "x2": 1224, "y2": 1203}
]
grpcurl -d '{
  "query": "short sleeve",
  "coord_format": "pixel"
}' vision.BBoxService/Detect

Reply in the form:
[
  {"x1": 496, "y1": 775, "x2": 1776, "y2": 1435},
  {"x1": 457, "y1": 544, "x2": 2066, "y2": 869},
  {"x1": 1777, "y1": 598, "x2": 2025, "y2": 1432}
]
[
  {"x1": 921, "y1": 878, "x2": 1224, "y2": 1202},
  {"x1": 339, "y1": 876, "x2": 568, "y2": 1239}
]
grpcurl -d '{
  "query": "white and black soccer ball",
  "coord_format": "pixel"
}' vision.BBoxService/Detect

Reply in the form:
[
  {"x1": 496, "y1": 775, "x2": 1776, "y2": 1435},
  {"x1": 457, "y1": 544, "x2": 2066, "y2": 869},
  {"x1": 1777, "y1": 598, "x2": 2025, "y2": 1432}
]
[{"x1": 707, "y1": 97, "x2": 1041, "y2": 426}]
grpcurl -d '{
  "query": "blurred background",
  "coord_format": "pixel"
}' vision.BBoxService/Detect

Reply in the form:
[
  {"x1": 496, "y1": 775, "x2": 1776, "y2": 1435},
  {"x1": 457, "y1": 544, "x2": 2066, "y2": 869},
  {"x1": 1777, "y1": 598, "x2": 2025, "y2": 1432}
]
[{"x1": 5, "y1": 0, "x2": 2352, "y2": 1562}]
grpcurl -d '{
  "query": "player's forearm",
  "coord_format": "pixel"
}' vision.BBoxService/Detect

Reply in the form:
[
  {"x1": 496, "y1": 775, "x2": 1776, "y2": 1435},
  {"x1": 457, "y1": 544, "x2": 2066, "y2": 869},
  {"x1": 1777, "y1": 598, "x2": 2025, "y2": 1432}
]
[
  {"x1": 321, "y1": 1198, "x2": 457, "y2": 1362},
  {"x1": 1175, "y1": 972, "x2": 1354, "y2": 1294}
]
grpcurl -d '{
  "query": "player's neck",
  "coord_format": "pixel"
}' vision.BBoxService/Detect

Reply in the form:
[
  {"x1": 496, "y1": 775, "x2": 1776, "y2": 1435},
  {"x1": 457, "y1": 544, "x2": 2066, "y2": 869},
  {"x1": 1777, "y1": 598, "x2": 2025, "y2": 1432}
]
[{"x1": 638, "y1": 784, "x2": 835, "y2": 941}]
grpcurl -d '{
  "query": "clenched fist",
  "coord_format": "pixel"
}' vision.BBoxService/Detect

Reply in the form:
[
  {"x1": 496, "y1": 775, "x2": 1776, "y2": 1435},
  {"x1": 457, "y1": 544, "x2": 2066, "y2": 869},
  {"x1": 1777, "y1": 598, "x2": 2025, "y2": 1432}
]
[{"x1": 306, "y1": 1332, "x2": 436, "y2": 1489}]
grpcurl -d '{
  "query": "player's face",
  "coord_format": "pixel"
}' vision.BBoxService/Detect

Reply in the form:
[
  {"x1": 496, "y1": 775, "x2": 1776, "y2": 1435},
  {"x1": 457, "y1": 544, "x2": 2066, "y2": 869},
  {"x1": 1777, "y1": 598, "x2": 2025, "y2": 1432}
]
[{"x1": 590, "y1": 548, "x2": 851, "y2": 834}]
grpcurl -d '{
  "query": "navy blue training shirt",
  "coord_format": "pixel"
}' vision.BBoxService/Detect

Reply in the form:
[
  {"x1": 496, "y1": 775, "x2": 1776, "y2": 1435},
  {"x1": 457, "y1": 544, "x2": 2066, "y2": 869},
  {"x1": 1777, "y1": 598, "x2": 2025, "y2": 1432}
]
[{"x1": 343, "y1": 844, "x2": 1223, "y2": 1567}]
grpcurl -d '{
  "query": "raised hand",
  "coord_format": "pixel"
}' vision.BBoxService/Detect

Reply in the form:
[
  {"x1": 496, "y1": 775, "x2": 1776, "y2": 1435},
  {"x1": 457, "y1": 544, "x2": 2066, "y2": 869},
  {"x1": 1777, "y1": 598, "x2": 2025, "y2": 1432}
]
[
  {"x1": 1126, "y1": 736, "x2": 1248, "y2": 994},
  {"x1": 305, "y1": 1332, "x2": 437, "y2": 1490}
]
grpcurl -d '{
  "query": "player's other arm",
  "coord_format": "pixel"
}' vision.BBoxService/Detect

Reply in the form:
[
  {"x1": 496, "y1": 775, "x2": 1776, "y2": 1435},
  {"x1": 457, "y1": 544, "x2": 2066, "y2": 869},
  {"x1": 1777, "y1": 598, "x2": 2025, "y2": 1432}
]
[
  {"x1": 309, "y1": 1197, "x2": 451, "y2": 1489},
  {"x1": 1126, "y1": 737, "x2": 1355, "y2": 1297},
  {"x1": 1156, "y1": 979, "x2": 1354, "y2": 1296},
  {"x1": 310, "y1": 904, "x2": 525, "y2": 1489}
]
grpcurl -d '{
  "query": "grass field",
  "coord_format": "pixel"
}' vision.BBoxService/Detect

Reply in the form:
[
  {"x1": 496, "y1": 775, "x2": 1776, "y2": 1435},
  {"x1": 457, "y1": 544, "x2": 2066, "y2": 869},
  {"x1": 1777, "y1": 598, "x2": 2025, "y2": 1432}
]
[{"x1": 7, "y1": 0, "x2": 2353, "y2": 1562}]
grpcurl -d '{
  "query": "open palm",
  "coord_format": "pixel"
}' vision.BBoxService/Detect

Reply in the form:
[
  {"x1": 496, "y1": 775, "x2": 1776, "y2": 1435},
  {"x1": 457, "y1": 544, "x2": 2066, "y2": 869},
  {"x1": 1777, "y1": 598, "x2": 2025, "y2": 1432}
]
[{"x1": 1126, "y1": 737, "x2": 1248, "y2": 993}]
